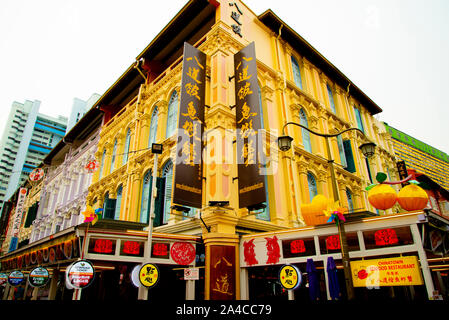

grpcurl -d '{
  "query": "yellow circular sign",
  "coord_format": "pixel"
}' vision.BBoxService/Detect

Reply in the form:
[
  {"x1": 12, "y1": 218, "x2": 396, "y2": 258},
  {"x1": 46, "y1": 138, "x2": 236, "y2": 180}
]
[
  {"x1": 139, "y1": 263, "x2": 159, "y2": 288},
  {"x1": 279, "y1": 264, "x2": 301, "y2": 290}
]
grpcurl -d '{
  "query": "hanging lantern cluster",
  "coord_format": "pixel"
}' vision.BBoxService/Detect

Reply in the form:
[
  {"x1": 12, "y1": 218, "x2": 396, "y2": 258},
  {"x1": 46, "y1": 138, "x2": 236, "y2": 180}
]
[
  {"x1": 366, "y1": 172, "x2": 429, "y2": 212},
  {"x1": 29, "y1": 168, "x2": 45, "y2": 181}
]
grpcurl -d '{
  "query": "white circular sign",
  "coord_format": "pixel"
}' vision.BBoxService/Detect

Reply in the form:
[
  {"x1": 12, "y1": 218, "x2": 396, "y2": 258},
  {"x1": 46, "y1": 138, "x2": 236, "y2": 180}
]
[{"x1": 66, "y1": 260, "x2": 95, "y2": 289}]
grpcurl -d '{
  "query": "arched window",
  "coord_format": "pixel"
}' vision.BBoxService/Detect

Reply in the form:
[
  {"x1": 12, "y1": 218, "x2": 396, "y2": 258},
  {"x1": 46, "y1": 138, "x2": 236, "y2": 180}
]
[
  {"x1": 307, "y1": 172, "x2": 318, "y2": 201},
  {"x1": 337, "y1": 135, "x2": 347, "y2": 168},
  {"x1": 110, "y1": 139, "x2": 118, "y2": 173},
  {"x1": 354, "y1": 106, "x2": 364, "y2": 132},
  {"x1": 122, "y1": 128, "x2": 131, "y2": 164},
  {"x1": 102, "y1": 192, "x2": 109, "y2": 214},
  {"x1": 346, "y1": 188, "x2": 354, "y2": 212},
  {"x1": 299, "y1": 109, "x2": 312, "y2": 153},
  {"x1": 166, "y1": 91, "x2": 179, "y2": 138},
  {"x1": 162, "y1": 161, "x2": 173, "y2": 224},
  {"x1": 99, "y1": 149, "x2": 106, "y2": 179},
  {"x1": 140, "y1": 171, "x2": 152, "y2": 224},
  {"x1": 115, "y1": 185, "x2": 123, "y2": 220},
  {"x1": 148, "y1": 107, "x2": 158, "y2": 147},
  {"x1": 291, "y1": 56, "x2": 303, "y2": 90},
  {"x1": 327, "y1": 84, "x2": 336, "y2": 113}
]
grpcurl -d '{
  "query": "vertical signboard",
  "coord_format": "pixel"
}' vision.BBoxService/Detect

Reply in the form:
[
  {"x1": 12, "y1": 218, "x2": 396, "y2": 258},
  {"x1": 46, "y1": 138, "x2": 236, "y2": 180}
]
[
  {"x1": 396, "y1": 161, "x2": 409, "y2": 187},
  {"x1": 9, "y1": 188, "x2": 27, "y2": 252},
  {"x1": 173, "y1": 42, "x2": 206, "y2": 209},
  {"x1": 210, "y1": 245, "x2": 236, "y2": 300},
  {"x1": 234, "y1": 42, "x2": 266, "y2": 208}
]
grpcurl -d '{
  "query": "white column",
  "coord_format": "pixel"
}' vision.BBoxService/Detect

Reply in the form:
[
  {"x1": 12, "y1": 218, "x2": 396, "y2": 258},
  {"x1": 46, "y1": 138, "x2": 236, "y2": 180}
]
[
  {"x1": 410, "y1": 224, "x2": 435, "y2": 299},
  {"x1": 240, "y1": 268, "x2": 249, "y2": 300}
]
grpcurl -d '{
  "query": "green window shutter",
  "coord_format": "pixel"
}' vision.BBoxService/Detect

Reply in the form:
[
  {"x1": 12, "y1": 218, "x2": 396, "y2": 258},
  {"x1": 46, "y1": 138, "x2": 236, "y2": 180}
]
[
  {"x1": 24, "y1": 202, "x2": 38, "y2": 228},
  {"x1": 154, "y1": 177, "x2": 166, "y2": 227},
  {"x1": 343, "y1": 140, "x2": 356, "y2": 173},
  {"x1": 104, "y1": 198, "x2": 117, "y2": 219}
]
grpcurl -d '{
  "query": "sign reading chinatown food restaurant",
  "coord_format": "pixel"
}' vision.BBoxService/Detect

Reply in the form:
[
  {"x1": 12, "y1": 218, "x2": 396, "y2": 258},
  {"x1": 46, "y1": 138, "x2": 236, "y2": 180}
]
[
  {"x1": 351, "y1": 256, "x2": 423, "y2": 287},
  {"x1": 173, "y1": 42, "x2": 206, "y2": 209},
  {"x1": 234, "y1": 42, "x2": 266, "y2": 209}
]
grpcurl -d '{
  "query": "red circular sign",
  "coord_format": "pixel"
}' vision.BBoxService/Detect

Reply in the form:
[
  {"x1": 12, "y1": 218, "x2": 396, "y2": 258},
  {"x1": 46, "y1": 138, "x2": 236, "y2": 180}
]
[
  {"x1": 85, "y1": 160, "x2": 99, "y2": 173},
  {"x1": 170, "y1": 242, "x2": 196, "y2": 265},
  {"x1": 29, "y1": 168, "x2": 44, "y2": 181}
]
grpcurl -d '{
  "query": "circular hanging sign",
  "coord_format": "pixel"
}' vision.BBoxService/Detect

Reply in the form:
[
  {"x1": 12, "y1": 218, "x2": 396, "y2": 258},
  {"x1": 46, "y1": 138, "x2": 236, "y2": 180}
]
[
  {"x1": 0, "y1": 273, "x2": 8, "y2": 286},
  {"x1": 8, "y1": 271, "x2": 25, "y2": 286},
  {"x1": 37, "y1": 250, "x2": 43, "y2": 265},
  {"x1": 30, "y1": 251, "x2": 37, "y2": 264},
  {"x1": 63, "y1": 240, "x2": 73, "y2": 259},
  {"x1": 67, "y1": 260, "x2": 95, "y2": 289},
  {"x1": 170, "y1": 242, "x2": 196, "y2": 265},
  {"x1": 28, "y1": 267, "x2": 50, "y2": 288},
  {"x1": 17, "y1": 256, "x2": 23, "y2": 269},
  {"x1": 139, "y1": 263, "x2": 159, "y2": 288},
  {"x1": 49, "y1": 247, "x2": 56, "y2": 263},
  {"x1": 279, "y1": 264, "x2": 302, "y2": 290},
  {"x1": 42, "y1": 248, "x2": 49, "y2": 262},
  {"x1": 29, "y1": 168, "x2": 44, "y2": 181}
]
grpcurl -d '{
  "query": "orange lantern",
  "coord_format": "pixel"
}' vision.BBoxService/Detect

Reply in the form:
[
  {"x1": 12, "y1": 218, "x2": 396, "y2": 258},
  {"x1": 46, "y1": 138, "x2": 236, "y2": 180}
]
[
  {"x1": 301, "y1": 195, "x2": 331, "y2": 226},
  {"x1": 397, "y1": 184, "x2": 428, "y2": 211},
  {"x1": 367, "y1": 184, "x2": 397, "y2": 210}
]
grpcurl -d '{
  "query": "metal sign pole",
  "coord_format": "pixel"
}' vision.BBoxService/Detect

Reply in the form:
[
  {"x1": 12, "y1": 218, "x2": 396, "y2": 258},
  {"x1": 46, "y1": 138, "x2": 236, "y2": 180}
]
[{"x1": 138, "y1": 146, "x2": 160, "y2": 300}]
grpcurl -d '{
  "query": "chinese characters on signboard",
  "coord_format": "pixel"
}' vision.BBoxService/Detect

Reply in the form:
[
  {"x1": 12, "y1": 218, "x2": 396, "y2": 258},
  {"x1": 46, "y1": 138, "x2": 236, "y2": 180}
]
[
  {"x1": 210, "y1": 245, "x2": 235, "y2": 300},
  {"x1": 396, "y1": 161, "x2": 409, "y2": 187},
  {"x1": 234, "y1": 42, "x2": 266, "y2": 209},
  {"x1": 351, "y1": 256, "x2": 423, "y2": 287},
  {"x1": 229, "y1": 2, "x2": 243, "y2": 37},
  {"x1": 173, "y1": 42, "x2": 206, "y2": 209},
  {"x1": 9, "y1": 187, "x2": 27, "y2": 252}
]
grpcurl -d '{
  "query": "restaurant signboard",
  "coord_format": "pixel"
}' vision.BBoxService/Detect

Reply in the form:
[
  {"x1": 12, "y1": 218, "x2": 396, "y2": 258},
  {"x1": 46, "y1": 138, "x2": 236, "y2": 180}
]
[
  {"x1": 351, "y1": 256, "x2": 423, "y2": 287},
  {"x1": 234, "y1": 42, "x2": 266, "y2": 208},
  {"x1": 173, "y1": 42, "x2": 206, "y2": 209},
  {"x1": 9, "y1": 188, "x2": 28, "y2": 252}
]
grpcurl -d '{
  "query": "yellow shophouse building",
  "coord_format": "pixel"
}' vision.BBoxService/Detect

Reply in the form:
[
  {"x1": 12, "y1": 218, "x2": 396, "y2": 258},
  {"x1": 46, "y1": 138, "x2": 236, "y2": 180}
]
[{"x1": 84, "y1": 0, "x2": 399, "y2": 300}]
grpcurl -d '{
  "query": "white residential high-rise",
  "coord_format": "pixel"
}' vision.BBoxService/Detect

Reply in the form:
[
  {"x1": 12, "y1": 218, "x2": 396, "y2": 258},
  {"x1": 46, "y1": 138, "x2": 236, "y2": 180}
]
[
  {"x1": 0, "y1": 100, "x2": 68, "y2": 212},
  {"x1": 66, "y1": 93, "x2": 101, "y2": 132}
]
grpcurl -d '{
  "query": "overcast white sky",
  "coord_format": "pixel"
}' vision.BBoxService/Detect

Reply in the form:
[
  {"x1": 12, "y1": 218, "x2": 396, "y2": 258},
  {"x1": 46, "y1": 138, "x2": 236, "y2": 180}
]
[{"x1": 0, "y1": 0, "x2": 448, "y2": 154}]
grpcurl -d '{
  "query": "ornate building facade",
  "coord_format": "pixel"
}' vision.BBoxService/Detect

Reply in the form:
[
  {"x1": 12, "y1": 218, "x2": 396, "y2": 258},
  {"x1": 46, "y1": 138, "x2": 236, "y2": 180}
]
[
  {"x1": 85, "y1": 0, "x2": 397, "y2": 299},
  {"x1": 1, "y1": 0, "x2": 413, "y2": 301},
  {"x1": 29, "y1": 129, "x2": 100, "y2": 242}
]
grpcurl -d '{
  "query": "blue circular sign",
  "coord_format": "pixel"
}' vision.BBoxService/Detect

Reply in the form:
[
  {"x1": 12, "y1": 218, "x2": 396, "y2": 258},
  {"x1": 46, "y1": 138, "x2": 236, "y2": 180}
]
[{"x1": 8, "y1": 270, "x2": 25, "y2": 286}]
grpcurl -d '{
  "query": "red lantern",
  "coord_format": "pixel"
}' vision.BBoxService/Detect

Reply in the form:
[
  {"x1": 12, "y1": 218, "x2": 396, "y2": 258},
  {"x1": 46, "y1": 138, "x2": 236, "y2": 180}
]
[
  {"x1": 326, "y1": 235, "x2": 341, "y2": 250},
  {"x1": 93, "y1": 239, "x2": 114, "y2": 254},
  {"x1": 375, "y1": 228, "x2": 398, "y2": 246},
  {"x1": 123, "y1": 241, "x2": 141, "y2": 255},
  {"x1": 290, "y1": 239, "x2": 306, "y2": 253}
]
